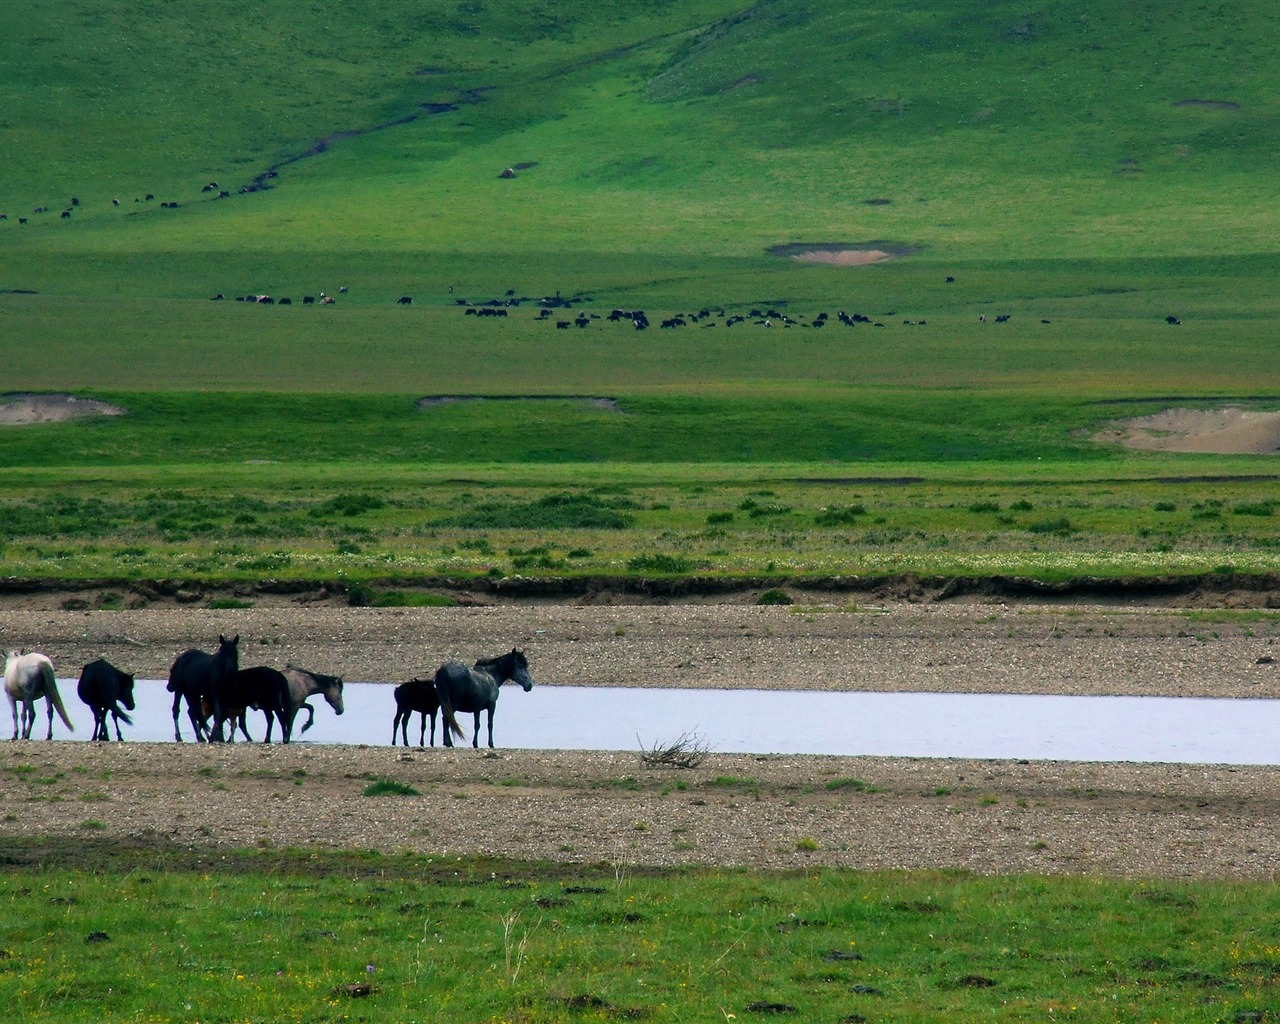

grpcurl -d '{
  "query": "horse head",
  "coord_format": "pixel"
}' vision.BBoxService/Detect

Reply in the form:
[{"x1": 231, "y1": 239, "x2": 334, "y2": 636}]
[
  {"x1": 509, "y1": 648, "x2": 534, "y2": 692},
  {"x1": 217, "y1": 634, "x2": 240, "y2": 658},
  {"x1": 119, "y1": 671, "x2": 137, "y2": 711},
  {"x1": 323, "y1": 675, "x2": 345, "y2": 716}
]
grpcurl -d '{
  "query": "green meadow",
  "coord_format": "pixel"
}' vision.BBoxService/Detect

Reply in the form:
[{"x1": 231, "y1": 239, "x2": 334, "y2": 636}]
[
  {"x1": 4, "y1": 852, "x2": 1280, "y2": 1024},
  {"x1": 2, "y1": 0, "x2": 1279, "y2": 586},
  {"x1": 4, "y1": 8, "x2": 1280, "y2": 1016}
]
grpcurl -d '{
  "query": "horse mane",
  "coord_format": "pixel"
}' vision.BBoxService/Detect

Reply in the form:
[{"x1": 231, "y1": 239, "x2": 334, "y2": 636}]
[{"x1": 474, "y1": 649, "x2": 524, "y2": 670}]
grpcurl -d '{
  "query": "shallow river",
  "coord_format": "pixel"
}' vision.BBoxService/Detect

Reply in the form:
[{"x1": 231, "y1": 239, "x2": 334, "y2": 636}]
[{"x1": 34, "y1": 680, "x2": 1280, "y2": 765}]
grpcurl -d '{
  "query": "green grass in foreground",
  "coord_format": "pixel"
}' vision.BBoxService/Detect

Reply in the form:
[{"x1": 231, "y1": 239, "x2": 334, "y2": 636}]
[{"x1": 1, "y1": 857, "x2": 1277, "y2": 1023}]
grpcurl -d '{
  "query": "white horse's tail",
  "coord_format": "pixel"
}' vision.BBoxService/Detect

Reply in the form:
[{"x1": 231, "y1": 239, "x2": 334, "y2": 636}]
[{"x1": 42, "y1": 663, "x2": 73, "y2": 732}]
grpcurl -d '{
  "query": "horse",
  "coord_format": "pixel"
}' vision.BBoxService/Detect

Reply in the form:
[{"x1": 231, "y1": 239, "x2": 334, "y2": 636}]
[
  {"x1": 207, "y1": 666, "x2": 293, "y2": 743},
  {"x1": 199, "y1": 696, "x2": 254, "y2": 743},
  {"x1": 434, "y1": 648, "x2": 533, "y2": 749},
  {"x1": 76, "y1": 658, "x2": 135, "y2": 741},
  {"x1": 5, "y1": 651, "x2": 74, "y2": 740},
  {"x1": 167, "y1": 634, "x2": 240, "y2": 742},
  {"x1": 281, "y1": 664, "x2": 344, "y2": 736},
  {"x1": 392, "y1": 678, "x2": 440, "y2": 747}
]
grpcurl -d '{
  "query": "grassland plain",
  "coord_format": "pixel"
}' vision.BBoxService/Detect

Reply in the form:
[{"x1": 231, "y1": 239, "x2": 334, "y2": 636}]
[
  {"x1": 6, "y1": 6, "x2": 1280, "y2": 1022},
  {"x1": 2, "y1": 0, "x2": 1280, "y2": 589},
  {"x1": 6, "y1": 847, "x2": 1280, "y2": 1024}
]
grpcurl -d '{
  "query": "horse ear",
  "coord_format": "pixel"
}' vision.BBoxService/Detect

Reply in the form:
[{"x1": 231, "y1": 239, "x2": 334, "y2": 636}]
[{"x1": 231, "y1": 634, "x2": 240, "y2": 645}]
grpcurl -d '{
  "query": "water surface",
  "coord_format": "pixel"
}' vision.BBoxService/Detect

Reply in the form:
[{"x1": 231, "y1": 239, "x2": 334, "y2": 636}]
[{"x1": 39, "y1": 680, "x2": 1280, "y2": 765}]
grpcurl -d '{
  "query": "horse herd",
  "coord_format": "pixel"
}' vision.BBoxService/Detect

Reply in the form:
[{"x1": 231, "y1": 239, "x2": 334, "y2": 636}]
[{"x1": 3, "y1": 637, "x2": 535, "y2": 749}]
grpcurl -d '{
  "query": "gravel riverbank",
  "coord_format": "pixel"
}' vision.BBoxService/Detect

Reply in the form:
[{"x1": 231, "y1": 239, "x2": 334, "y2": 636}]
[{"x1": 3, "y1": 596, "x2": 1278, "y2": 878}]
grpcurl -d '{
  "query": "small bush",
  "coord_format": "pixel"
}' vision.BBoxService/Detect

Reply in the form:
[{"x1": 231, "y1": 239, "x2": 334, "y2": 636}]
[
  {"x1": 815, "y1": 504, "x2": 866, "y2": 526},
  {"x1": 628, "y1": 553, "x2": 692, "y2": 574},
  {"x1": 445, "y1": 492, "x2": 632, "y2": 529},
  {"x1": 1026, "y1": 516, "x2": 1076, "y2": 535},
  {"x1": 825, "y1": 777, "x2": 878, "y2": 792},
  {"x1": 706, "y1": 511, "x2": 735, "y2": 524},
  {"x1": 758, "y1": 588, "x2": 792, "y2": 606},
  {"x1": 370, "y1": 591, "x2": 456, "y2": 608},
  {"x1": 968, "y1": 500, "x2": 1000, "y2": 513},
  {"x1": 313, "y1": 493, "x2": 387, "y2": 517},
  {"x1": 363, "y1": 779, "x2": 421, "y2": 797}
]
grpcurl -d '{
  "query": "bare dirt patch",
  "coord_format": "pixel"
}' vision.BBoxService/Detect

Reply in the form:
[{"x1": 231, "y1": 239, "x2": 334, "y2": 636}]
[
  {"x1": 0, "y1": 393, "x2": 126, "y2": 425},
  {"x1": 767, "y1": 241, "x2": 915, "y2": 266},
  {"x1": 1093, "y1": 407, "x2": 1280, "y2": 454}
]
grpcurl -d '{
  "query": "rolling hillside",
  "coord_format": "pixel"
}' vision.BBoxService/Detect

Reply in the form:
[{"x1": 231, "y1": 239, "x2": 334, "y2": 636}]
[{"x1": 3, "y1": 0, "x2": 1278, "y2": 290}]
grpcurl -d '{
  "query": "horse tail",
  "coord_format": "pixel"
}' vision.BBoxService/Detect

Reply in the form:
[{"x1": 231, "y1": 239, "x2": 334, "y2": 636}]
[
  {"x1": 434, "y1": 669, "x2": 465, "y2": 740},
  {"x1": 442, "y1": 705, "x2": 464, "y2": 740},
  {"x1": 166, "y1": 654, "x2": 182, "y2": 693},
  {"x1": 43, "y1": 664, "x2": 73, "y2": 732}
]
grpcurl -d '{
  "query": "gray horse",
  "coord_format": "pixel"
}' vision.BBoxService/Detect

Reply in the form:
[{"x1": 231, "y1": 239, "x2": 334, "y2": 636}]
[
  {"x1": 281, "y1": 664, "x2": 345, "y2": 736},
  {"x1": 434, "y1": 649, "x2": 533, "y2": 749}
]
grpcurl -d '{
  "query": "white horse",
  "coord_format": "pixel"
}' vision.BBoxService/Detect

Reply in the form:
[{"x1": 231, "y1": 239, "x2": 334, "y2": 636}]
[{"x1": 4, "y1": 651, "x2": 74, "y2": 740}]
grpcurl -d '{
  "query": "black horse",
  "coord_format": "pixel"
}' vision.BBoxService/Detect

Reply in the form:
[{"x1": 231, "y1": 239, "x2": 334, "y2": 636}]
[
  {"x1": 434, "y1": 648, "x2": 533, "y2": 749},
  {"x1": 167, "y1": 634, "x2": 240, "y2": 742},
  {"x1": 207, "y1": 666, "x2": 293, "y2": 743},
  {"x1": 392, "y1": 677, "x2": 440, "y2": 747},
  {"x1": 76, "y1": 658, "x2": 136, "y2": 742}
]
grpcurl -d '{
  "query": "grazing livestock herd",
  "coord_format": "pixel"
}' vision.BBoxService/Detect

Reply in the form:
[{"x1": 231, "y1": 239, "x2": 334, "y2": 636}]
[
  {"x1": 2, "y1": 639, "x2": 535, "y2": 749},
  {"x1": 1, "y1": 196, "x2": 1191, "y2": 328}
]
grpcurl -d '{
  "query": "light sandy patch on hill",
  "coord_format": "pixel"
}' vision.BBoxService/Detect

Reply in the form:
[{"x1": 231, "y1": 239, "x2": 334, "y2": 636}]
[
  {"x1": 1093, "y1": 407, "x2": 1280, "y2": 454},
  {"x1": 0, "y1": 393, "x2": 126, "y2": 425},
  {"x1": 787, "y1": 248, "x2": 895, "y2": 265}
]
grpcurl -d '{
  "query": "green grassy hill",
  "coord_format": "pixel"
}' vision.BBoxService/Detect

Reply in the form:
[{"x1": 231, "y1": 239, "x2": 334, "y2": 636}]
[
  {"x1": 4, "y1": 0, "x2": 1279, "y2": 284},
  {"x1": 1, "y1": 1, "x2": 1279, "y2": 585}
]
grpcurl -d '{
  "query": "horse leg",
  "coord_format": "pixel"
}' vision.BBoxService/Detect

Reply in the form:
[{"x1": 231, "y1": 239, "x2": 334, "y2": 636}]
[
  {"x1": 392, "y1": 709, "x2": 403, "y2": 746},
  {"x1": 171, "y1": 689, "x2": 186, "y2": 742},
  {"x1": 187, "y1": 697, "x2": 209, "y2": 743},
  {"x1": 21, "y1": 700, "x2": 35, "y2": 740},
  {"x1": 429, "y1": 711, "x2": 437, "y2": 747},
  {"x1": 417, "y1": 712, "x2": 426, "y2": 748},
  {"x1": 8, "y1": 694, "x2": 17, "y2": 740},
  {"x1": 111, "y1": 710, "x2": 124, "y2": 742},
  {"x1": 472, "y1": 711, "x2": 481, "y2": 749},
  {"x1": 94, "y1": 709, "x2": 108, "y2": 741},
  {"x1": 486, "y1": 707, "x2": 495, "y2": 749}
]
